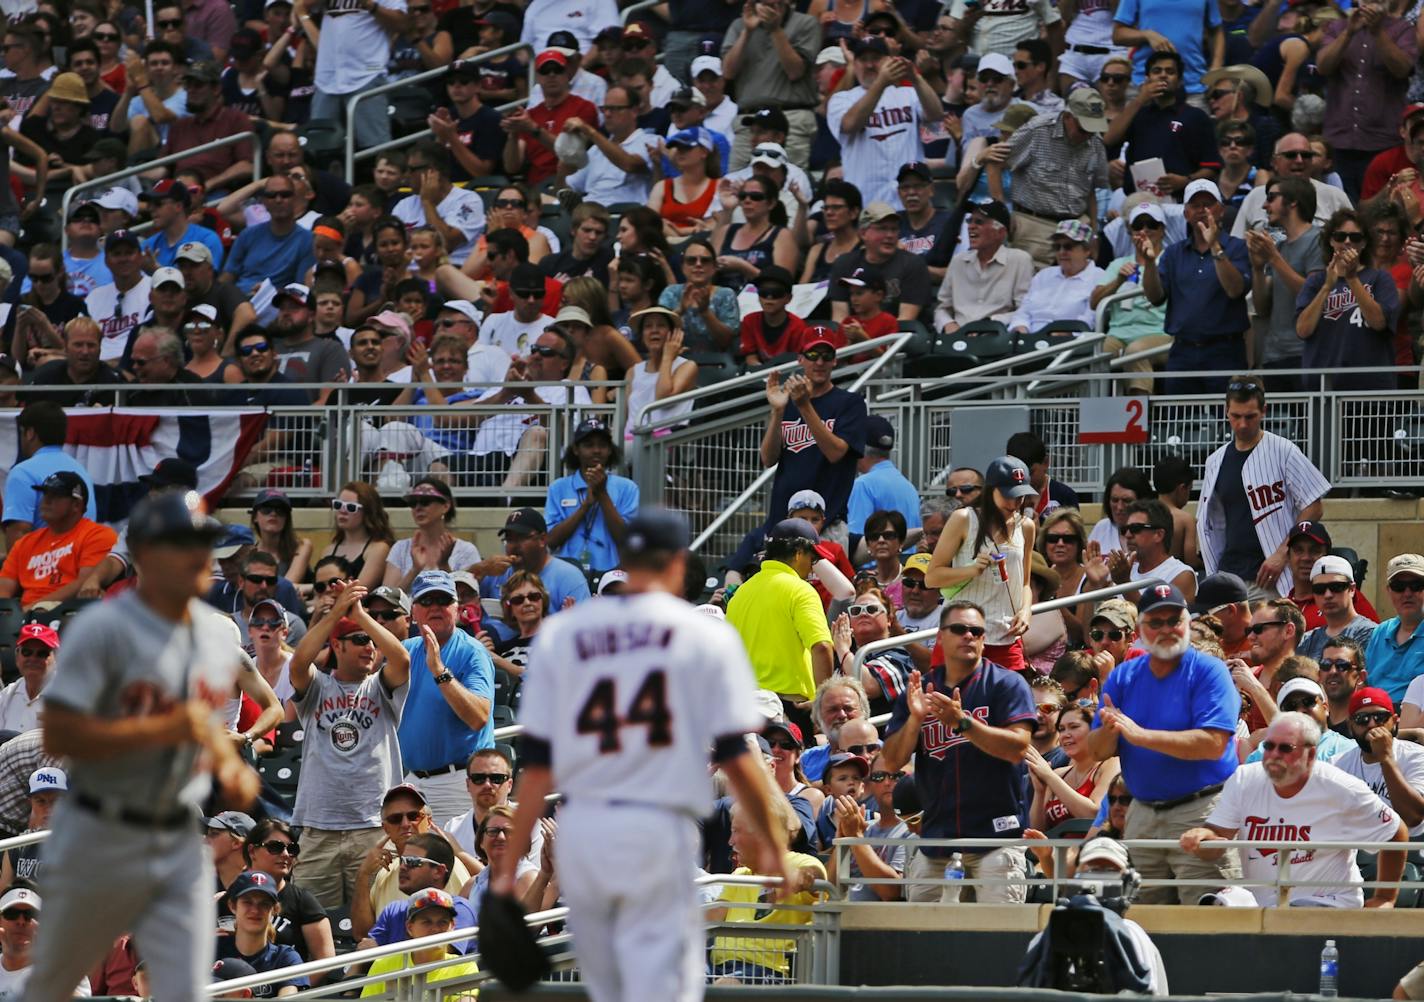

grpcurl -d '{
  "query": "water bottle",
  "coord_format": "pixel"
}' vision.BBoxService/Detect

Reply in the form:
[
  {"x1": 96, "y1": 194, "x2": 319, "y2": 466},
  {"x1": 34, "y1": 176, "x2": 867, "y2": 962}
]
[
  {"x1": 301, "y1": 456, "x2": 313, "y2": 489},
  {"x1": 1319, "y1": 939, "x2": 1339, "y2": 997},
  {"x1": 943, "y1": 852, "x2": 965, "y2": 882}
]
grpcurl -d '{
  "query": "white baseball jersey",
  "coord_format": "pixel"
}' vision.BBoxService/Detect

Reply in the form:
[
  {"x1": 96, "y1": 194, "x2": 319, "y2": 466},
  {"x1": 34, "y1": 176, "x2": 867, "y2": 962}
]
[
  {"x1": 519, "y1": 590, "x2": 764, "y2": 817},
  {"x1": 827, "y1": 84, "x2": 928, "y2": 210},
  {"x1": 84, "y1": 276, "x2": 152, "y2": 363},
  {"x1": 391, "y1": 188, "x2": 487, "y2": 267},
  {"x1": 1198, "y1": 431, "x2": 1331, "y2": 595}
]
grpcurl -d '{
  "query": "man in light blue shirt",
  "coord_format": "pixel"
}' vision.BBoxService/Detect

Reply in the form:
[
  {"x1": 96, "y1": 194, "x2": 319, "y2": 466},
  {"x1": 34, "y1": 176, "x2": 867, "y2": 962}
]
[
  {"x1": 400, "y1": 570, "x2": 495, "y2": 826},
  {"x1": 1113, "y1": 0, "x2": 1222, "y2": 97},
  {"x1": 140, "y1": 179, "x2": 225, "y2": 268},
  {"x1": 1244, "y1": 678, "x2": 1353, "y2": 763},
  {"x1": 1365, "y1": 554, "x2": 1424, "y2": 706},
  {"x1": 847, "y1": 414, "x2": 922, "y2": 551},
  {"x1": 480, "y1": 508, "x2": 592, "y2": 611},
  {"x1": 3, "y1": 402, "x2": 96, "y2": 546},
  {"x1": 544, "y1": 418, "x2": 639, "y2": 575}
]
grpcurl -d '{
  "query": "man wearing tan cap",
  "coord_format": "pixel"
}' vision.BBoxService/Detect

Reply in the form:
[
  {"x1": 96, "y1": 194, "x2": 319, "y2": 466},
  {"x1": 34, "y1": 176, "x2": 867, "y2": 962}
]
[{"x1": 1365, "y1": 554, "x2": 1424, "y2": 705}]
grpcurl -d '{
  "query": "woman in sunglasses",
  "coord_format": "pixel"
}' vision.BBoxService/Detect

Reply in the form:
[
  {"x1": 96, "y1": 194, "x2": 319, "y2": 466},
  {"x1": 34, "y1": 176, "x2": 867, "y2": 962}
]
[
  {"x1": 309, "y1": 555, "x2": 355, "y2": 625},
  {"x1": 1037, "y1": 508, "x2": 1090, "y2": 644},
  {"x1": 461, "y1": 805, "x2": 557, "y2": 916},
  {"x1": 1295, "y1": 207, "x2": 1399, "y2": 392},
  {"x1": 711, "y1": 174, "x2": 798, "y2": 292},
  {"x1": 318, "y1": 480, "x2": 394, "y2": 591},
  {"x1": 479, "y1": 570, "x2": 548, "y2": 685},
  {"x1": 657, "y1": 233, "x2": 740, "y2": 352},
  {"x1": 226, "y1": 820, "x2": 335, "y2": 970},
  {"x1": 857, "y1": 509, "x2": 908, "y2": 607},
  {"x1": 248, "y1": 597, "x2": 298, "y2": 729},
  {"x1": 384, "y1": 476, "x2": 481, "y2": 593},
  {"x1": 462, "y1": 184, "x2": 551, "y2": 280},
  {"x1": 249, "y1": 487, "x2": 312, "y2": 584},
  {"x1": 1095, "y1": 202, "x2": 1172, "y2": 393},
  {"x1": 649, "y1": 127, "x2": 722, "y2": 240},
  {"x1": 832, "y1": 583, "x2": 917, "y2": 717},
  {"x1": 1027, "y1": 704, "x2": 1120, "y2": 834}
]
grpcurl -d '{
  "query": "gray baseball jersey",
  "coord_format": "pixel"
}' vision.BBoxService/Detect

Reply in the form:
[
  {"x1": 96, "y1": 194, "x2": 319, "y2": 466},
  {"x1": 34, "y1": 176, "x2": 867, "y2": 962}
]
[
  {"x1": 292, "y1": 671, "x2": 408, "y2": 829},
  {"x1": 43, "y1": 590, "x2": 245, "y2": 813}
]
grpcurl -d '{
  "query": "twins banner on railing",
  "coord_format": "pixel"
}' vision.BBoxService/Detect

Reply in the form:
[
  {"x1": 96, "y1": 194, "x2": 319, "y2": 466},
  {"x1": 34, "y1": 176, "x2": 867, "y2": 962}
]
[{"x1": 0, "y1": 409, "x2": 268, "y2": 523}]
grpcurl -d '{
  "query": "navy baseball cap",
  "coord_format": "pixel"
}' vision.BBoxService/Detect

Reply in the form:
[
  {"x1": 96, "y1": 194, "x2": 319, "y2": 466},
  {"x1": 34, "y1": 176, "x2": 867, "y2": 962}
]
[
  {"x1": 864, "y1": 414, "x2": 895, "y2": 450},
  {"x1": 573, "y1": 417, "x2": 613, "y2": 444},
  {"x1": 622, "y1": 509, "x2": 690, "y2": 555},
  {"x1": 892, "y1": 774, "x2": 921, "y2": 817},
  {"x1": 104, "y1": 228, "x2": 140, "y2": 251},
  {"x1": 33, "y1": 470, "x2": 87, "y2": 503},
  {"x1": 1137, "y1": 580, "x2": 1188, "y2": 615},
  {"x1": 1287, "y1": 519, "x2": 1331, "y2": 548},
  {"x1": 411, "y1": 570, "x2": 457, "y2": 602},
  {"x1": 984, "y1": 456, "x2": 1037, "y2": 500},
  {"x1": 499, "y1": 507, "x2": 547, "y2": 537},
  {"x1": 1191, "y1": 572, "x2": 1249, "y2": 614},
  {"x1": 127, "y1": 490, "x2": 224, "y2": 548},
  {"x1": 213, "y1": 523, "x2": 256, "y2": 559},
  {"x1": 140, "y1": 457, "x2": 199, "y2": 489},
  {"x1": 251, "y1": 487, "x2": 292, "y2": 512},
  {"x1": 769, "y1": 517, "x2": 819, "y2": 543},
  {"x1": 226, "y1": 870, "x2": 280, "y2": 903},
  {"x1": 853, "y1": 35, "x2": 890, "y2": 57},
  {"x1": 212, "y1": 957, "x2": 258, "y2": 982}
]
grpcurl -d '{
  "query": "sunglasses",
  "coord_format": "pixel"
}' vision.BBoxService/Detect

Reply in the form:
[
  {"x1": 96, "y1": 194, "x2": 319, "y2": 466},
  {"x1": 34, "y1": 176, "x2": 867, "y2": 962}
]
[
  {"x1": 1089, "y1": 628, "x2": 1126, "y2": 642},
  {"x1": 248, "y1": 618, "x2": 284, "y2": 630},
  {"x1": 408, "y1": 497, "x2": 444, "y2": 508},
  {"x1": 848, "y1": 603, "x2": 886, "y2": 617},
  {"x1": 485, "y1": 827, "x2": 512, "y2": 839},
  {"x1": 494, "y1": 198, "x2": 527, "y2": 209},
  {"x1": 1353, "y1": 711, "x2": 1392, "y2": 727},
  {"x1": 16, "y1": 644, "x2": 51, "y2": 658},
  {"x1": 506, "y1": 592, "x2": 542, "y2": 605},
  {"x1": 1261, "y1": 740, "x2": 1304, "y2": 755},
  {"x1": 414, "y1": 594, "x2": 453, "y2": 607},
  {"x1": 1311, "y1": 581, "x2": 1351, "y2": 595},
  {"x1": 1389, "y1": 578, "x2": 1424, "y2": 593},
  {"x1": 1220, "y1": 136, "x2": 1252, "y2": 148},
  {"x1": 384, "y1": 809, "x2": 425, "y2": 825},
  {"x1": 866, "y1": 530, "x2": 902, "y2": 542},
  {"x1": 758, "y1": 287, "x2": 790, "y2": 299},
  {"x1": 400, "y1": 855, "x2": 438, "y2": 868},
  {"x1": 1107, "y1": 794, "x2": 1133, "y2": 806},
  {"x1": 1331, "y1": 231, "x2": 1366, "y2": 244},
  {"x1": 1129, "y1": 218, "x2": 1163, "y2": 231},
  {"x1": 767, "y1": 738, "x2": 799, "y2": 751},
  {"x1": 530, "y1": 345, "x2": 565, "y2": 358},
  {"x1": 684, "y1": 254, "x2": 714, "y2": 265},
  {"x1": 1099, "y1": 73, "x2": 1129, "y2": 83},
  {"x1": 901, "y1": 577, "x2": 928, "y2": 591},
  {"x1": 312, "y1": 577, "x2": 347, "y2": 593},
  {"x1": 157, "y1": 17, "x2": 182, "y2": 27},
  {"x1": 342, "y1": 633, "x2": 374, "y2": 646},
  {"x1": 1207, "y1": 88, "x2": 1235, "y2": 101},
  {"x1": 262, "y1": 189, "x2": 294, "y2": 199},
  {"x1": 869, "y1": 770, "x2": 906, "y2": 782},
  {"x1": 258, "y1": 839, "x2": 300, "y2": 856},
  {"x1": 467, "y1": 772, "x2": 510, "y2": 785},
  {"x1": 947, "y1": 484, "x2": 981, "y2": 496},
  {"x1": 1281, "y1": 697, "x2": 1319, "y2": 712},
  {"x1": 244, "y1": 574, "x2": 278, "y2": 586},
  {"x1": 1123, "y1": 523, "x2": 1160, "y2": 535},
  {"x1": 944, "y1": 622, "x2": 986, "y2": 637},
  {"x1": 1050, "y1": 241, "x2": 1079, "y2": 251},
  {"x1": 1037, "y1": 701, "x2": 1064, "y2": 714},
  {"x1": 1043, "y1": 532, "x2": 1078, "y2": 545},
  {"x1": 801, "y1": 349, "x2": 835, "y2": 362},
  {"x1": 238, "y1": 341, "x2": 272, "y2": 355},
  {"x1": 93, "y1": 31, "x2": 119, "y2": 40},
  {"x1": 331, "y1": 499, "x2": 363, "y2": 514},
  {"x1": 29, "y1": 271, "x2": 56, "y2": 283},
  {"x1": 1246, "y1": 620, "x2": 1289, "y2": 635},
  {"x1": 1142, "y1": 615, "x2": 1183, "y2": 630},
  {"x1": 1227, "y1": 379, "x2": 1261, "y2": 393},
  {"x1": 514, "y1": 288, "x2": 546, "y2": 300},
  {"x1": 1318, "y1": 658, "x2": 1356, "y2": 672},
  {"x1": 367, "y1": 609, "x2": 404, "y2": 622},
  {"x1": 537, "y1": 63, "x2": 564, "y2": 75},
  {"x1": 739, "y1": 191, "x2": 769, "y2": 202},
  {"x1": 1, "y1": 909, "x2": 35, "y2": 922},
  {"x1": 845, "y1": 742, "x2": 882, "y2": 756},
  {"x1": 1278, "y1": 149, "x2": 1315, "y2": 160}
]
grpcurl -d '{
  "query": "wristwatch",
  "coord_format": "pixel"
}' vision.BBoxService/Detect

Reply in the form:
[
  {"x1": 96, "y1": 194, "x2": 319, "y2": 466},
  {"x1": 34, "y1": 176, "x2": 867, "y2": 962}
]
[
  {"x1": 954, "y1": 715, "x2": 974, "y2": 735},
  {"x1": 434, "y1": 670, "x2": 454, "y2": 685},
  {"x1": 1211, "y1": 247, "x2": 1226, "y2": 260}
]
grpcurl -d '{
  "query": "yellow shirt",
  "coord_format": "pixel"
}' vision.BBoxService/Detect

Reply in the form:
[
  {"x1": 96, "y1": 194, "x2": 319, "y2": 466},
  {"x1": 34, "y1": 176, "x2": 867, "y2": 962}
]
[
  {"x1": 710, "y1": 853, "x2": 826, "y2": 976},
  {"x1": 369, "y1": 838, "x2": 473, "y2": 913},
  {"x1": 361, "y1": 951, "x2": 479, "y2": 998},
  {"x1": 725, "y1": 561, "x2": 832, "y2": 700}
]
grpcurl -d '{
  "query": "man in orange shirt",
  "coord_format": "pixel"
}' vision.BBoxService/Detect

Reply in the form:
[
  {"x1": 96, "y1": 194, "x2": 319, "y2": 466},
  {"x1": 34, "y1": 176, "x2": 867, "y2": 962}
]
[{"x1": 0, "y1": 473, "x2": 116, "y2": 609}]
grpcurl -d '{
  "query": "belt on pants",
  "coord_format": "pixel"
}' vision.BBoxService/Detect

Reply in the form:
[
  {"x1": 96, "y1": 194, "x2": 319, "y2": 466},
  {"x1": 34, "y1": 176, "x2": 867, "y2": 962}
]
[
  {"x1": 1069, "y1": 43, "x2": 1111, "y2": 54},
  {"x1": 73, "y1": 792, "x2": 196, "y2": 831},
  {"x1": 1138, "y1": 782, "x2": 1225, "y2": 811},
  {"x1": 1013, "y1": 205, "x2": 1082, "y2": 223},
  {"x1": 410, "y1": 761, "x2": 464, "y2": 779}
]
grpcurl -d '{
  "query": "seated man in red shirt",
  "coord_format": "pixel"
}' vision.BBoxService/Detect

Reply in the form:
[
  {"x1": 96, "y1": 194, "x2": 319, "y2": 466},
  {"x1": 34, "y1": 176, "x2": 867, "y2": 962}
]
[
  {"x1": 500, "y1": 50, "x2": 599, "y2": 186},
  {"x1": 1283, "y1": 520, "x2": 1379, "y2": 628},
  {"x1": 163, "y1": 60, "x2": 253, "y2": 194}
]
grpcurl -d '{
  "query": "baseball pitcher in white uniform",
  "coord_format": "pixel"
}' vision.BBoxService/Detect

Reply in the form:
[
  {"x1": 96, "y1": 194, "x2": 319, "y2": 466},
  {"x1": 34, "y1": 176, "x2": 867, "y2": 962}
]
[
  {"x1": 492, "y1": 509, "x2": 793, "y2": 1002},
  {"x1": 1198, "y1": 376, "x2": 1330, "y2": 597},
  {"x1": 28, "y1": 491, "x2": 261, "y2": 1002}
]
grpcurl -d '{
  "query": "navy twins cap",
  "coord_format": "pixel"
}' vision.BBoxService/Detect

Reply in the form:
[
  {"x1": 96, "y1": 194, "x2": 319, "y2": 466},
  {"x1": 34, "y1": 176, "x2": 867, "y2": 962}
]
[
  {"x1": 984, "y1": 455, "x2": 1036, "y2": 500},
  {"x1": 621, "y1": 509, "x2": 690, "y2": 556},
  {"x1": 1137, "y1": 580, "x2": 1188, "y2": 615}
]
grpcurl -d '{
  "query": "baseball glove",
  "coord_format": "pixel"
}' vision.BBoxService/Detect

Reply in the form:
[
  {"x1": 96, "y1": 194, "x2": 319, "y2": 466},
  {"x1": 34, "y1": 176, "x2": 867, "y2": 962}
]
[{"x1": 478, "y1": 891, "x2": 551, "y2": 991}]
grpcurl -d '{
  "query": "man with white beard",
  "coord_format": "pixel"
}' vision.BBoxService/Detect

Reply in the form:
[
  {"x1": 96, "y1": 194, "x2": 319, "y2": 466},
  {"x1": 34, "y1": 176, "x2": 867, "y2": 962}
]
[{"x1": 1088, "y1": 582, "x2": 1243, "y2": 904}]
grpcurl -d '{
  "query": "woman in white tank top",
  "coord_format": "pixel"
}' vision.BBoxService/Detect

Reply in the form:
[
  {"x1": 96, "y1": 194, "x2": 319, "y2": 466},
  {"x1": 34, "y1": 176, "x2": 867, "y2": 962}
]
[{"x1": 925, "y1": 456, "x2": 1039, "y2": 672}]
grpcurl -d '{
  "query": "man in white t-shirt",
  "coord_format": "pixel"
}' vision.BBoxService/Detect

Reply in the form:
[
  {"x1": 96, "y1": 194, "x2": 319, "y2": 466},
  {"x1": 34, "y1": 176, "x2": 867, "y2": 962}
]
[
  {"x1": 826, "y1": 37, "x2": 944, "y2": 209},
  {"x1": 0, "y1": 886, "x2": 91, "y2": 999},
  {"x1": 1332, "y1": 687, "x2": 1424, "y2": 837},
  {"x1": 0, "y1": 625, "x2": 56, "y2": 733},
  {"x1": 1122, "y1": 499, "x2": 1196, "y2": 604},
  {"x1": 390, "y1": 142, "x2": 487, "y2": 267},
  {"x1": 432, "y1": 300, "x2": 511, "y2": 385},
  {"x1": 311, "y1": 0, "x2": 407, "y2": 149},
  {"x1": 479, "y1": 264, "x2": 555, "y2": 358},
  {"x1": 1181, "y1": 712, "x2": 1408, "y2": 908}
]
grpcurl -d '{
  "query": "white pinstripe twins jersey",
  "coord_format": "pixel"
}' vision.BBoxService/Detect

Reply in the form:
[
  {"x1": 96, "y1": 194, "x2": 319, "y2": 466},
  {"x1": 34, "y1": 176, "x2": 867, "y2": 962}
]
[{"x1": 1198, "y1": 431, "x2": 1331, "y2": 595}]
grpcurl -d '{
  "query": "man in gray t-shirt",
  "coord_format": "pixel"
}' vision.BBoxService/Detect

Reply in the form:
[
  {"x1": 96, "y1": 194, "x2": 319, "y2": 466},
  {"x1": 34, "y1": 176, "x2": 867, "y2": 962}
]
[
  {"x1": 290, "y1": 584, "x2": 411, "y2": 910},
  {"x1": 28, "y1": 491, "x2": 261, "y2": 1002},
  {"x1": 1246, "y1": 176, "x2": 1323, "y2": 386}
]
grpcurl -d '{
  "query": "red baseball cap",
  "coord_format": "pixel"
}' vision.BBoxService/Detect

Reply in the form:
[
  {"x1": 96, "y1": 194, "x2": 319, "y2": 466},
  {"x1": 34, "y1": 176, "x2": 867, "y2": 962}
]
[
  {"x1": 330, "y1": 617, "x2": 365, "y2": 641},
  {"x1": 802, "y1": 326, "x2": 841, "y2": 354},
  {"x1": 1348, "y1": 687, "x2": 1394, "y2": 717},
  {"x1": 16, "y1": 624, "x2": 58, "y2": 650},
  {"x1": 535, "y1": 49, "x2": 568, "y2": 69},
  {"x1": 1403, "y1": 103, "x2": 1424, "y2": 124}
]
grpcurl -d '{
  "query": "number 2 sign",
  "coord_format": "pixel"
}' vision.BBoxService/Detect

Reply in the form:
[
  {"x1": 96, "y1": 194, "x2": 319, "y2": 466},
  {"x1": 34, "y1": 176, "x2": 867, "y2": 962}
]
[{"x1": 1078, "y1": 397, "x2": 1149, "y2": 444}]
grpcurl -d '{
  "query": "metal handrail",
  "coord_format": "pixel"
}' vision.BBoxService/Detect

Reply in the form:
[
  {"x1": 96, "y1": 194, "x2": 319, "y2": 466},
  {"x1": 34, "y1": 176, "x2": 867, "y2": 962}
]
[
  {"x1": 1092, "y1": 284, "x2": 1146, "y2": 334},
  {"x1": 59, "y1": 132, "x2": 263, "y2": 256},
  {"x1": 343, "y1": 41, "x2": 535, "y2": 178},
  {"x1": 850, "y1": 578, "x2": 1157, "y2": 677},
  {"x1": 876, "y1": 331, "x2": 1111, "y2": 402}
]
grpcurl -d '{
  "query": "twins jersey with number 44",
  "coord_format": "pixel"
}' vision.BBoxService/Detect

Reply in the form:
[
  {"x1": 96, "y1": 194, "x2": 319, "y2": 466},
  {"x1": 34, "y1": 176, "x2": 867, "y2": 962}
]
[{"x1": 1197, "y1": 430, "x2": 1330, "y2": 596}]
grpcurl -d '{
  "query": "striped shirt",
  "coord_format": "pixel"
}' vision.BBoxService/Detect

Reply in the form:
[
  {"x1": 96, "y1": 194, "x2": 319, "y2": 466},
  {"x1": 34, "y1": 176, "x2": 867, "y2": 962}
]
[{"x1": 1002, "y1": 113, "x2": 1108, "y2": 218}]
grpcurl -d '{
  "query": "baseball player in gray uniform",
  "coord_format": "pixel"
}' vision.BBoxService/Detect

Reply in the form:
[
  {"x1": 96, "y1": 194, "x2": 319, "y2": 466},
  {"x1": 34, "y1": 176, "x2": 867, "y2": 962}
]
[
  {"x1": 492, "y1": 509, "x2": 793, "y2": 1002},
  {"x1": 27, "y1": 490, "x2": 261, "y2": 1002}
]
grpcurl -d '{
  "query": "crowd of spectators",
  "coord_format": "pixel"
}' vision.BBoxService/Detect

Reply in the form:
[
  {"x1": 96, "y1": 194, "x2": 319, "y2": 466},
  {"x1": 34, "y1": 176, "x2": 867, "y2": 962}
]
[{"x1": 0, "y1": 0, "x2": 1422, "y2": 992}]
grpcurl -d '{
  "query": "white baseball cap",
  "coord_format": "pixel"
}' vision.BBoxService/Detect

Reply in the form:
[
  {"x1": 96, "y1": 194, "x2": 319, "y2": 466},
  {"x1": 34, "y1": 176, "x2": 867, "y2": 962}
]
[
  {"x1": 1129, "y1": 202, "x2": 1166, "y2": 226},
  {"x1": 976, "y1": 52, "x2": 1014, "y2": 78},
  {"x1": 1277, "y1": 677, "x2": 1326, "y2": 706},
  {"x1": 441, "y1": 300, "x2": 480, "y2": 324},
  {"x1": 176, "y1": 241, "x2": 213, "y2": 265},
  {"x1": 90, "y1": 187, "x2": 138, "y2": 217},
  {"x1": 751, "y1": 142, "x2": 789, "y2": 168},
  {"x1": 787, "y1": 489, "x2": 826, "y2": 514},
  {"x1": 451, "y1": 571, "x2": 478, "y2": 593},
  {"x1": 1077, "y1": 838, "x2": 1130, "y2": 871},
  {"x1": 0, "y1": 887, "x2": 39, "y2": 913},
  {"x1": 815, "y1": 46, "x2": 846, "y2": 67},
  {"x1": 152, "y1": 266, "x2": 185, "y2": 289},
  {"x1": 597, "y1": 569, "x2": 629, "y2": 595},
  {"x1": 691, "y1": 55, "x2": 722, "y2": 78},
  {"x1": 1183, "y1": 178, "x2": 1221, "y2": 204},
  {"x1": 753, "y1": 688, "x2": 783, "y2": 718},
  {"x1": 1310, "y1": 555, "x2": 1355, "y2": 582},
  {"x1": 696, "y1": 603, "x2": 726, "y2": 619},
  {"x1": 28, "y1": 767, "x2": 66, "y2": 794},
  {"x1": 1199, "y1": 886, "x2": 1256, "y2": 907}
]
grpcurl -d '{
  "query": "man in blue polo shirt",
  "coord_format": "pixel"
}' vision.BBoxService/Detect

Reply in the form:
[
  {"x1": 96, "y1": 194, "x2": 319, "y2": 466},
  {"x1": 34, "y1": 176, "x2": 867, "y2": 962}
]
[
  {"x1": 544, "y1": 418, "x2": 640, "y2": 577},
  {"x1": 400, "y1": 570, "x2": 495, "y2": 826},
  {"x1": 479, "y1": 508, "x2": 592, "y2": 612},
  {"x1": 3, "y1": 402, "x2": 96, "y2": 546},
  {"x1": 1103, "y1": 50, "x2": 1221, "y2": 197},
  {"x1": 1140, "y1": 178, "x2": 1251, "y2": 396},
  {"x1": 883, "y1": 600, "x2": 1036, "y2": 903},
  {"x1": 1088, "y1": 581, "x2": 1242, "y2": 904},
  {"x1": 1365, "y1": 553, "x2": 1424, "y2": 705},
  {"x1": 847, "y1": 414, "x2": 921, "y2": 555}
]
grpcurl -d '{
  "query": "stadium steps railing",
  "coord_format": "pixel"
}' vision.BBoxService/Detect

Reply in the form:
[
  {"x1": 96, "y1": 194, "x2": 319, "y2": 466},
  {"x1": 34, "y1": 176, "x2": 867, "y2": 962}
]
[
  {"x1": 59, "y1": 131, "x2": 264, "y2": 256},
  {"x1": 343, "y1": 42, "x2": 536, "y2": 180}
]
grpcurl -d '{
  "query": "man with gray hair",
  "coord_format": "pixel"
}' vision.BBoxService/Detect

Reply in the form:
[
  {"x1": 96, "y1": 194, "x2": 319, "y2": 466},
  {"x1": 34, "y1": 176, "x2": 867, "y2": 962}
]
[
  {"x1": 124, "y1": 328, "x2": 208, "y2": 406},
  {"x1": 918, "y1": 495, "x2": 959, "y2": 556},
  {"x1": 1181, "y1": 711, "x2": 1408, "y2": 907},
  {"x1": 802, "y1": 676, "x2": 870, "y2": 782}
]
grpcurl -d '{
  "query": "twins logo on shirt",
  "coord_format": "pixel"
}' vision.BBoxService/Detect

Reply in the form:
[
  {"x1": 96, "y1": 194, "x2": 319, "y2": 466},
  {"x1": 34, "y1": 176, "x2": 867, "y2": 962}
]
[
  {"x1": 1322, "y1": 285, "x2": 1360, "y2": 322},
  {"x1": 315, "y1": 690, "x2": 385, "y2": 751},
  {"x1": 99, "y1": 312, "x2": 140, "y2": 340},
  {"x1": 919, "y1": 706, "x2": 991, "y2": 759},
  {"x1": 1246, "y1": 480, "x2": 1286, "y2": 523},
  {"x1": 782, "y1": 416, "x2": 838, "y2": 454},
  {"x1": 1244, "y1": 815, "x2": 1311, "y2": 858}
]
